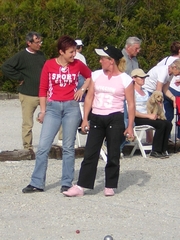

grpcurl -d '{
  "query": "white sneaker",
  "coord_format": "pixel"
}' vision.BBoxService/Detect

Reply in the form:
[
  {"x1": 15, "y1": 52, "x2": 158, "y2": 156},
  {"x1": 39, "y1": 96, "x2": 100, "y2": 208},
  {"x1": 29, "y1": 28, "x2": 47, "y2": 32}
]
[
  {"x1": 57, "y1": 140, "x2": 63, "y2": 146},
  {"x1": 120, "y1": 152, "x2": 124, "y2": 158}
]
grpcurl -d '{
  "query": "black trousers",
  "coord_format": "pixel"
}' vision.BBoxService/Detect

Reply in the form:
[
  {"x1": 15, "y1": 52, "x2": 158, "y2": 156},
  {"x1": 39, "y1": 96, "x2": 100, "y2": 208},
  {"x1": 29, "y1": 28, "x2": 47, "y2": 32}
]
[
  {"x1": 77, "y1": 112, "x2": 125, "y2": 189},
  {"x1": 135, "y1": 117, "x2": 172, "y2": 152}
]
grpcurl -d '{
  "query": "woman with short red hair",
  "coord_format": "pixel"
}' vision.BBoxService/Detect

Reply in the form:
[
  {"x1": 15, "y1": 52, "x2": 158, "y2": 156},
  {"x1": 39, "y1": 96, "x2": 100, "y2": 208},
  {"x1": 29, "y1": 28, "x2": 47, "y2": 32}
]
[{"x1": 22, "y1": 35, "x2": 91, "y2": 194}]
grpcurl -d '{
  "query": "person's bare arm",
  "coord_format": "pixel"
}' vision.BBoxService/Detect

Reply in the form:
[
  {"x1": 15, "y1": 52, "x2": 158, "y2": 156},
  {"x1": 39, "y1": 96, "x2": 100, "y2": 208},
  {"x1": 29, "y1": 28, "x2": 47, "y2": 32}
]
[
  {"x1": 124, "y1": 82, "x2": 135, "y2": 137},
  {"x1": 163, "y1": 81, "x2": 176, "y2": 107},
  {"x1": 135, "y1": 111, "x2": 157, "y2": 120},
  {"x1": 37, "y1": 97, "x2": 47, "y2": 123},
  {"x1": 81, "y1": 79, "x2": 94, "y2": 132},
  {"x1": 74, "y1": 77, "x2": 91, "y2": 101},
  {"x1": 156, "y1": 81, "x2": 163, "y2": 91}
]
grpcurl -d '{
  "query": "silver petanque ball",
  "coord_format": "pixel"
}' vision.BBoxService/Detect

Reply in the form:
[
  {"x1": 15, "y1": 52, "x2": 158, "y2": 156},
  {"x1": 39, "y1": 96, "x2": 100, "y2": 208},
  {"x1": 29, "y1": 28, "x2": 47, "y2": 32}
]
[{"x1": 104, "y1": 235, "x2": 113, "y2": 240}]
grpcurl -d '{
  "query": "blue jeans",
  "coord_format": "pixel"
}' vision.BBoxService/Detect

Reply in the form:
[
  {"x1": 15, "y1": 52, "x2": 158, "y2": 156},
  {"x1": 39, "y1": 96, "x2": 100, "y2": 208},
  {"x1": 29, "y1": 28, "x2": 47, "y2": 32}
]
[
  {"x1": 30, "y1": 100, "x2": 81, "y2": 189},
  {"x1": 77, "y1": 75, "x2": 85, "y2": 90},
  {"x1": 77, "y1": 74, "x2": 86, "y2": 102}
]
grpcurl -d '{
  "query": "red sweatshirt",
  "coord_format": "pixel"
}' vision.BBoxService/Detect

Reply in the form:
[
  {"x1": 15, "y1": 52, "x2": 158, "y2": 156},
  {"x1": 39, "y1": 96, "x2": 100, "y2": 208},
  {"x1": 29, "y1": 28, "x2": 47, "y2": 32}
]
[{"x1": 39, "y1": 58, "x2": 91, "y2": 101}]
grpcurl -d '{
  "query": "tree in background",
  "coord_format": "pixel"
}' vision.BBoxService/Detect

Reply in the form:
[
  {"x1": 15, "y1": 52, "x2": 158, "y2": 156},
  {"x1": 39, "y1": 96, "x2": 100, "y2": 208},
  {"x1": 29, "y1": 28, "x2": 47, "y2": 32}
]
[{"x1": 0, "y1": 0, "x2": 180, "y2": 91}]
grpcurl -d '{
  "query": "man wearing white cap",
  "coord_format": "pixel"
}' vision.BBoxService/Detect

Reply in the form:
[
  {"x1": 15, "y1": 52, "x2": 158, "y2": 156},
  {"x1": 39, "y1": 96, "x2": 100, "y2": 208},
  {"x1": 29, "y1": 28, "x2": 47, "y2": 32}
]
[
  {"x1": 75, "y1": 39, "x2": 87, "y2": 65},
  {"x1": 74, "y1": 39, "x2": 87, "y2": 93}
]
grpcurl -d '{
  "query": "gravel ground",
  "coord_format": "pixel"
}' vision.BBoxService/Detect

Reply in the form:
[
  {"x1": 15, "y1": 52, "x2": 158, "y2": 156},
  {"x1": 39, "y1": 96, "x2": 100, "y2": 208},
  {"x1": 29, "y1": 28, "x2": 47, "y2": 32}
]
[
  {"x1": 0, "y1": 99, "x2": 59, "y2": 152},
  {"x1": 0, "y1": 99, "x2": 180, "y2": 240}
]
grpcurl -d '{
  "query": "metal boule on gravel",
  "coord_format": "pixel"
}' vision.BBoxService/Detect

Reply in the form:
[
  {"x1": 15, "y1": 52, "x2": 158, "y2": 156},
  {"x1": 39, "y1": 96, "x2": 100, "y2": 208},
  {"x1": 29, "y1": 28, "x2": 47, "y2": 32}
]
[{"x1": 104, "y1": 235, "x2": 113, "y2": 240}]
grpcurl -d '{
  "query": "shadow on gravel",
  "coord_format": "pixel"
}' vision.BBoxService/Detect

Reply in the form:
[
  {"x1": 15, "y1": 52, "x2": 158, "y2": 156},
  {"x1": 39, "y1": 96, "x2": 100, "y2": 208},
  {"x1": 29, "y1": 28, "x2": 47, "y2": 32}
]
[
  {"x1": 118, "y1": 170, "x2": 151, "y2": 193},
  {"x1": 44, "y1": 166, "x2": 105, "y2": 192},
  {"x1": 43, "y1": 168, "x2": 151, "y2": 195},
  {"x1": 45, "y1": 181, "x2": 60, "y2": 191}
]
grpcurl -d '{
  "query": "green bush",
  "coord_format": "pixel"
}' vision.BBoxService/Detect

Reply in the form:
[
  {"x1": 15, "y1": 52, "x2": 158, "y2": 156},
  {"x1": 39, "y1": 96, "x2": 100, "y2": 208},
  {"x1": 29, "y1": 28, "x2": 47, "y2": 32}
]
[
  {"x1": 1, "y1": 79, "x2": 18, "y2": 93},
  {"x1": 0, "y1": 0, "x2": 179, "y2": 92}
]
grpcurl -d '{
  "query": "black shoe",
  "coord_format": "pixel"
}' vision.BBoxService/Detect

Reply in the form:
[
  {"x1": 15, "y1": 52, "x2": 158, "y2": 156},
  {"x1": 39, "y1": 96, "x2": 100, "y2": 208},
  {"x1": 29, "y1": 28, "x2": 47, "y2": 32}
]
[
  {"x1": 161, "y1": 151, "x2": 169, "y2": 158},
  {"x1": 150, "y1": 151, "x2": 163, "y2": 158},
  {"x1": 60, "y1": 186, "x2": 70, "y2": 193},
  {"x1": 22, "y1": 184, "x2": 44, "y2": 193}
]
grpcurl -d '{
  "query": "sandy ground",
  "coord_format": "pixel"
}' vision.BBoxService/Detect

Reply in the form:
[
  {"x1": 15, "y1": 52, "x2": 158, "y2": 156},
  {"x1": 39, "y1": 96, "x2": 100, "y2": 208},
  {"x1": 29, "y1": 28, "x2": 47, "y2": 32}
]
[{"x1": 0, "y1": 99, "x2": 180, "y2": 240}]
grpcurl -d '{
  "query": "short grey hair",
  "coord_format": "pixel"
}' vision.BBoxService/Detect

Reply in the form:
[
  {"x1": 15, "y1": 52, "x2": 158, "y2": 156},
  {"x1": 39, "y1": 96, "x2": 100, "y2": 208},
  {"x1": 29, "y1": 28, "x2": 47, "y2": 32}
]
[
  {"x1": 125, "y1": 37, "x2": 142, "y2": 48},
  {"x1": 26, "y1": 31, "x2": 41, "y2": 43},
  {"x1": 171, "y1": 59, "x2": 180, "y2": 70}
]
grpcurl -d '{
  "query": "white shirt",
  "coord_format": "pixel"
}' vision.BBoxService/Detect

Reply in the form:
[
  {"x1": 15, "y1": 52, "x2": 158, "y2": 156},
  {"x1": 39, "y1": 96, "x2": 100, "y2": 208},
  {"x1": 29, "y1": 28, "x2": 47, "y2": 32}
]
[
  {"x1": 75, "y1": 52, "x2": 86, "y2": 65},
  {"x1": 143, "y1": 65, "x2": 170, "y2": 93},
  {"x1": 157, "y1": 56, "x2": 180, "y2": 91},
  {"x1": 135, "y1": 89, "x2": 149, "y2": 114}
]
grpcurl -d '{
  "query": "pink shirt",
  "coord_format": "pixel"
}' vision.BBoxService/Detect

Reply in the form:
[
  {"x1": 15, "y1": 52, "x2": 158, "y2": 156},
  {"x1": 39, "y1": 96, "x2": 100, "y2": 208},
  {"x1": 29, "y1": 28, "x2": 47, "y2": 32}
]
[{"x1": 92, "y1": 70, "x2": 132, "y2": 115}]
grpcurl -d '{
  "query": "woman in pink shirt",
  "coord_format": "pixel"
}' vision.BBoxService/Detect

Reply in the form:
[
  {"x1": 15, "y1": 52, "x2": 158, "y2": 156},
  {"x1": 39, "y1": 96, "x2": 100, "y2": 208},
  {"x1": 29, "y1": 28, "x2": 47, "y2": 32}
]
[
  {"x1": 22, "y1": 36, "x2": 91, "y2": 194},
  {"x1": 63, "y1": 45, "x2": 135, "y2": 197}
]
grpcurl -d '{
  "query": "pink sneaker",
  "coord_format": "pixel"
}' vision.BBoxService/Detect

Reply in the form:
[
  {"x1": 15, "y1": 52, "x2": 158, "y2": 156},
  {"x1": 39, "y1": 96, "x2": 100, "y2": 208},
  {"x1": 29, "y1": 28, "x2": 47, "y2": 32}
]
[
  {"x1": 104, "y1": 188, "x2": 115, "y2": 196},
  {"x1": 63, "y1": 185, "x2": 84, "y2": 197}
]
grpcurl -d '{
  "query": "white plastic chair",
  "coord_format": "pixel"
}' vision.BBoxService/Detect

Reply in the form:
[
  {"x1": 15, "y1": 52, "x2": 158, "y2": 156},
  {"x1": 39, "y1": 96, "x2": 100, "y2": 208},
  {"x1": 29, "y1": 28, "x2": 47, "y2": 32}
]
[
  {"x1": 130, "y1": 125, "x2": 155, "y2": 158},
  {"x1": 76, "y1": 102, "x2": 86, "y2": 148}
]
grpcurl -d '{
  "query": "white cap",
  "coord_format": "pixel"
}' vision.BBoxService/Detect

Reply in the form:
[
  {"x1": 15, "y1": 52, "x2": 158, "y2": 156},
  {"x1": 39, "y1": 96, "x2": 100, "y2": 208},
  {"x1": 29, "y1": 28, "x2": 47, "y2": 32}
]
[
  {"x1": 95, "y1": 49, "x2": 109, "y2": 57},
  {"x1": 75, "y1": 39, "x2": 84, "y2": 46}
]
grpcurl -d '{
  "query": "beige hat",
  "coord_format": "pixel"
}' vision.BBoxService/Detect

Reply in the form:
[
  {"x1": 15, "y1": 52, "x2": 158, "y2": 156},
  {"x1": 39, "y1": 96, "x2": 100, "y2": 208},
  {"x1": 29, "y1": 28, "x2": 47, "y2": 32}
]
[{"x1": 131, "y1": 68, "x2": 149, "y2": 78}]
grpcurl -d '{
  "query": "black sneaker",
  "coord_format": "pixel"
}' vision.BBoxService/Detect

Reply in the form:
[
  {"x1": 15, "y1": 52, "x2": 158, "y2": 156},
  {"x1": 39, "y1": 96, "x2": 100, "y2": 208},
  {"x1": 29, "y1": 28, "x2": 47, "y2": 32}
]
[
  {"x1": 150, "y1": 151, "x2": 163, "y2": 158},
  {"x1": 60, "y1": 186, "x2": 70, "y2": 193},
  {"x1": 161, "y1": 151, "x2": 169, "y2": 158},
  {"x1": 22, "y1": 184, "x2": 44, "y2": 193}
]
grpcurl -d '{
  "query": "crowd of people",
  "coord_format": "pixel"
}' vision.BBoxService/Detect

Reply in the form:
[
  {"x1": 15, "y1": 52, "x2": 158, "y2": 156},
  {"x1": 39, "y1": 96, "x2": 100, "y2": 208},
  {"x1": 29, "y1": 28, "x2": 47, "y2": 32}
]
[{"x1": 1, "y1": 31, "x2": 180, "y2": 197}]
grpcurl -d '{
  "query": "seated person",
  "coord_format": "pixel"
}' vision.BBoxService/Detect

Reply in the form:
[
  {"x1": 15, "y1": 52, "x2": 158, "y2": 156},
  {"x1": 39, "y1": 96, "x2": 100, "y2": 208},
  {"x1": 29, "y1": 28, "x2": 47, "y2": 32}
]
[{"x1": 131, "y1": 68, "x2": 172, "y2": 158}]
